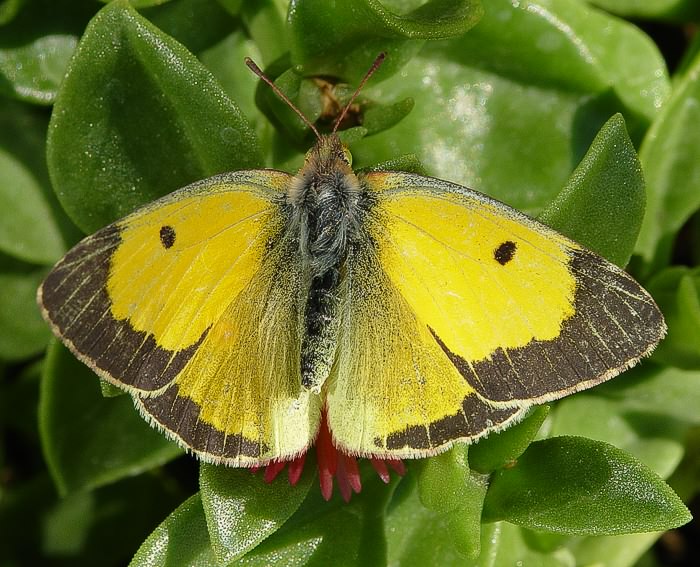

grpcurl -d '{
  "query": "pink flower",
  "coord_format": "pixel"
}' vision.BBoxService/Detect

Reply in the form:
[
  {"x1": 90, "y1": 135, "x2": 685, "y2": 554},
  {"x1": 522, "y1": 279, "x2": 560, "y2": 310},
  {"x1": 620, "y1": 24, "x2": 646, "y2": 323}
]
[{"x1": 255, "y1": 411, "x2": 405, "y2": 502}]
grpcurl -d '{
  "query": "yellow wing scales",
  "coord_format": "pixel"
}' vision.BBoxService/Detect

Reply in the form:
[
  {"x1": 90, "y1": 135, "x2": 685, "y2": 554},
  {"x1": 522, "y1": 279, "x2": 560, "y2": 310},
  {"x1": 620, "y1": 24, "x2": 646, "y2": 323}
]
[
  {"x1": 327, "y1": 240, "x2": 524, "y2": 457},
  {"x1": 39, "y1": 170, "x2": 320, "y2": 465},
  {"x1": 325, "y1": 171, "x2": 664, "y2": 457},
  {"x1": 39, "y1": 143, "x2": 665, "y2": 467}
]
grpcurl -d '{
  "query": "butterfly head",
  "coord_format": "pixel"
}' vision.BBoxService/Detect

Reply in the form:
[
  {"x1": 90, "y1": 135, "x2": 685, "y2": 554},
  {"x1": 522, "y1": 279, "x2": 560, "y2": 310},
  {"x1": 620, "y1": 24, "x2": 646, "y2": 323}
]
[{"x1": 303, "y1": 134, "x2": 352, "y2": 173}]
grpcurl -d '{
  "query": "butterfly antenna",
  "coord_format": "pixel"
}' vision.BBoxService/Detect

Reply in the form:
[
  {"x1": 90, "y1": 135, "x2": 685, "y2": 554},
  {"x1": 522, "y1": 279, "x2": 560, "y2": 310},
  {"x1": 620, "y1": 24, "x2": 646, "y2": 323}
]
[
  {"x1": 332, "y1": 52, "x2": 386, "y2": 134},
  {"x1": 245, "y1": 57, "x2": 321, "y2": 140}
]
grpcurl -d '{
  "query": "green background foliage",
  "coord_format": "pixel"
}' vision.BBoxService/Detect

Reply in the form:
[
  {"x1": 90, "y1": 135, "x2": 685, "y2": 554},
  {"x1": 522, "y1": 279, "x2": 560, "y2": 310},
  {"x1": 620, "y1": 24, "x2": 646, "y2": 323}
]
[{"x1": 1, "y1": 0, "x2": 699, "y2": 564}]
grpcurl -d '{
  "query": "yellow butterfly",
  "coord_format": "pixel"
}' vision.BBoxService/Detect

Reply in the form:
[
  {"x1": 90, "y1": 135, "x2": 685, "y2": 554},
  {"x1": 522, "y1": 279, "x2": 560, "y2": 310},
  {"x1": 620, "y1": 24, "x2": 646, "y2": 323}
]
[{"x1": 38, "y1": 55, "x2": 665, "y2": 487}]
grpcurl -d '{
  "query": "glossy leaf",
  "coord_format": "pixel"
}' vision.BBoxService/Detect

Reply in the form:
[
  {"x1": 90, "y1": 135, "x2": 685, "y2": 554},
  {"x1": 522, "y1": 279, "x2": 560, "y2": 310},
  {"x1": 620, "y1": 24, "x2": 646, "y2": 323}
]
[
  {"x1": 469, "y1": 406, "x2": 549, "y2": 474},
  {"x1": 99, "y1": 0, "x2": 174, "y2": 7},
  {"x1": 455, "y1": 0, "x2": 668, "y2": 129},
  {"x1": 131, "y1": 494, "x2": 217, "y2": 567},
  {"x1": 142, "y1": 0, "x2": 238, "y2": 54},
  {"x1": 483, "y1": 436, "x2": 691, "y2": 535},
  {"x1": 240, "y1": 0, "x2": 287, "y2": 65},
  {"x1": 353, "y1": 0, "x2": 668, "y2": 215},
  {"x1": 539, "y1": 113, "x2": 645, "y2": 267},
  {"x1": 199, "y1": 30, "x2": 265, "y2": 137},
  {"x1": 596, "y1": 362, "x2": 700, "y2": 425},
  {"x1": 0, "y1": 0, "x2": 24, "y2": 25},
  {"x1": 0, "y1": 473, "x2": 183, "y2": 567},
  {"x1": 416, "y1": 446, "x2": 471, "y2": 513},
  {"x1": 0, "y1": 0, "x2": 94, "y2": 104},
  {"x1": 415, "y1": 446, "x2": 486, "y2": 557},
  {"x1": 636, "y1": 45, "x2": 700, "y2": 267},
  {"x1": 386, "y1": 477, "x2": 575, "y2": 566},
  {"x1": 287, "y1": 0, "x2": 483, "y2": 82},
  {"x1": 569, "y1": 531, "x2": 663, "y2": 567},
  {"x1": 479, "y1": 522, "x2": 576, "y2": 567},
  {"x1": 0, "y1": 100, "x2": 68, "y2": 264},
  {"x1": 39, "y1": 342, "x2": 182, "y2": 495},
  {"x1": 0, "y1": 34, "x2": 77, "y2": 105},
  {"x1": 0, "y1": 266, "x2": 51, "y2": 360},
  {"x1": 47, "y1": 0, "x2": 262, "y2": 233},
  {"x1": 231, "y1": 466, "x2": 394, "y2": 566},
  {"x1": 585, "y1": 0, "x2": 700, "y2": 21},
  {"x1": 646, "y1": 267, "x2": 700, "y2": 368},
  {"x1": 199, "y1": 462, "x2": 313, "y2": 564},
  {"x1": 549, "y1": 395, "x2": 685, "y2": 479}
]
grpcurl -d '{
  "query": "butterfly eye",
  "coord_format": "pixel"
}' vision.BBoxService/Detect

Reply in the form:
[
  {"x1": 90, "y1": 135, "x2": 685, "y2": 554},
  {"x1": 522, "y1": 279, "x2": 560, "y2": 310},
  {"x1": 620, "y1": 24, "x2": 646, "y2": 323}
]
[{"x1": 341, "y1": 146, "x2": 353, "y2": 166}]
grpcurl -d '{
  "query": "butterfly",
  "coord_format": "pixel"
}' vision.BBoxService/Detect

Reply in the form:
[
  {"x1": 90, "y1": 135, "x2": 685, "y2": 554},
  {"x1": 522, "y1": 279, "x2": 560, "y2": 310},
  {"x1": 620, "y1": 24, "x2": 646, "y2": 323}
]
[{"x1": 38, "y1": 54, "x2": 665, "y2": 469}]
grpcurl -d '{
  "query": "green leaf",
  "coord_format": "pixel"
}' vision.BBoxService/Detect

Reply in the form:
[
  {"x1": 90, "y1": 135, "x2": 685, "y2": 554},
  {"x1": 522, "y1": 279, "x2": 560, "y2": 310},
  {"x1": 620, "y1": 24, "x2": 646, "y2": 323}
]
[
  {"x1": 386, "y1": 477, "x2": 575, "y2": 567},
  {"x1": 131, "y1": 494, "x2": 218, "y2": 567},
  {"x1": 386, "y1": 472, "x2": 475, "y2": 566},
  {"x1": 0, "y1": 0, "x2": 94, "y2": 104},
  {"x1": 199, "y1": 30, "x2": 266, "y2": 137},
  {"x1": 240, "y1": 0, "x2": 287, "y2": 65},
  {"x1": 99, "y1": 0, "x2": 175, "y2": 7},
  {"x1": 39, "y1": 342, "x2": 182, "y2": 495},
  {"x1": 645, "y1": 267, "x2": 700, "y2": 369},
  {"x1": 353, "y1": 0, "x2": 668, "y2": 215},
  {"x1": 417, "y1": 448, "x2": 488, "y2": 558},
  {"x1": 253, "y1": 56, "x2": 414, "y2": 148},
  {"x1": 0, "y1": 34, "x2": 77, "y2": 105},
  {"x1": 549, "y1": 395, "x2": 685, "y2": 479},
  {"x1": 232, "y1": 466, "x2": 394, "y2": 566},
  {"x1": 569, "y1": 531, "x2": 663, "y2": 567},
  {"x1": 359, "y1": 153, "x2": 427, "y2": 175},
  {"x1": 0, "y1": 100, "x2": 69, "y2": 264},
  {"x1": 596, "y1": 362, "x2": 700, "y2": 426},
  {"x1": 469, "y1": 406, "x2": 549, "y2": 474},
  {"x1": 47, "y1": 0, "x2": 262, "y2": 233},
  {"x1": 1, "y1": 472, "x2": 184, "y2": 567},
  {"x1": 142, "y1": 0, "x2": 238, "y2": 54},
  {"x1": 217, "y1": 0, "x2": 243, "y2": 16},
  {"x1": 0, "y1": 264, "x2": 51, "y2": 360},
  {"x1": 636, "y1": 45, "x2": 700, "y2": 267},
  {"x1": 538, "y1": 114, "x2": 645, "y2": 267},
  {"x1": 416, "y1": 445, "x2": 471, "y2": 513},
  {"x1": 480, "y1": 522, "x2": 576, "y2": 567},
  {"x1": 446, "y1": 0, "x2": 668, "y2": 129},
  {"x1": 287, "y1": 0, "x2": 484, "y2": 83},
  {"x1": 357, "y1": 94, "x2": 415, "y2": 136},
  {"x1": 199, "y1": 462, "x2": 313, "y2": 564},
  {"x1": 482, "y1": 436, "x2": 691, "y2": 535},
  {"x1": 0, "y1": 0, "x2": 24, "y2": 25},
  {"x1": 585, "y1": 0, "x2": 700, "y2": 21}
]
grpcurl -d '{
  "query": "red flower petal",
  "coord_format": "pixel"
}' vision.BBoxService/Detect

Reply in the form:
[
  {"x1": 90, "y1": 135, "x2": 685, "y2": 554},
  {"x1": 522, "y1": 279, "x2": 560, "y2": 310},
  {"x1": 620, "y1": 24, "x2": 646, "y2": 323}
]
[
  {"x1": 287, "y1": 453, "x2": 306, "y2": 486},
  {"x1": 254, "y1": 410, "x2": 405, "y2": 502},
  {"x1": 387, "y1": 459, "x2": 406, "y2": 477},
  {"x1": 263, "y1": 460, "x2": 286, "y2": 483},
  {"x1": 370, "y1": 458, "x2": 390, "y2": 483}
]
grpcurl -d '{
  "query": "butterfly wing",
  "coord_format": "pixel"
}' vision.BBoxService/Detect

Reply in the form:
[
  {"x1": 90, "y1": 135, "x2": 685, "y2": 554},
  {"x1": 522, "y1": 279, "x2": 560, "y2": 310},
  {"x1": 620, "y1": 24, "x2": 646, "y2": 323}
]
[
  {"x1": 327, "y1": 171, "x2": 665, "y2": 458},
  {"x1": 39, "y1": 171, "x2": 320, "y2": 465}
]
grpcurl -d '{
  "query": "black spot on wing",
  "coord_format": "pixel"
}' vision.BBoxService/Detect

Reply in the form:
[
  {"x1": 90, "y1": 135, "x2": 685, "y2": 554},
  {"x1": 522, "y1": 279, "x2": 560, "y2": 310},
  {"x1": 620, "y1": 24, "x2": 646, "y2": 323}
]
[
  {"x1": 141, "y1": 384, "x2": 268, "y2": 459},
  {"x1": 39, "y1": 224, "x2": 204, "y2": 392},
  {"x1": 160, "y1": 225, "x2": 176, "y2": 249},
  {"x1": 432, "y1": 249, "x2": 665, "y2": 403},
  {"x1": 494, "y1": 240, "x2": 517, "y2": 265}
]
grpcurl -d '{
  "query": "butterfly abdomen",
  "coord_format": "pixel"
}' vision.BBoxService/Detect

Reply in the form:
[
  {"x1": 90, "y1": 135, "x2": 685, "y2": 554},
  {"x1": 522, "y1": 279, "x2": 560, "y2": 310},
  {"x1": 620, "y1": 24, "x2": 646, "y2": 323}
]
[{"x1": 290, "y1": 135, "x2": 368, "y2": 391}]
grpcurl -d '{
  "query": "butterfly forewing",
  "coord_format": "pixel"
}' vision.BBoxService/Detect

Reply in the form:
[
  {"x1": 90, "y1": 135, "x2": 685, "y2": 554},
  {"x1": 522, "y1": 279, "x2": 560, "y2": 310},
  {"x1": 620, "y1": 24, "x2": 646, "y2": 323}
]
[{"x1": 39, "y1": 170, "x2": 320, "y2": 465}]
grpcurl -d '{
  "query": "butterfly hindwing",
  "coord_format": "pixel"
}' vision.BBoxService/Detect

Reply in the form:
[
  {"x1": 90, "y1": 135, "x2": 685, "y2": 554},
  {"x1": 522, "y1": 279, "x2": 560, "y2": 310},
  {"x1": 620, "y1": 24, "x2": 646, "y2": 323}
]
[
  {"x1": 39, "y1": 170, "x2": 320, "y2": 465},
  {"x1": 326, "y1": 171, "x2": 665, "y2": 458},
  {"x1": 327, "y1": 238, "x2": 525, "y2": 458}
]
